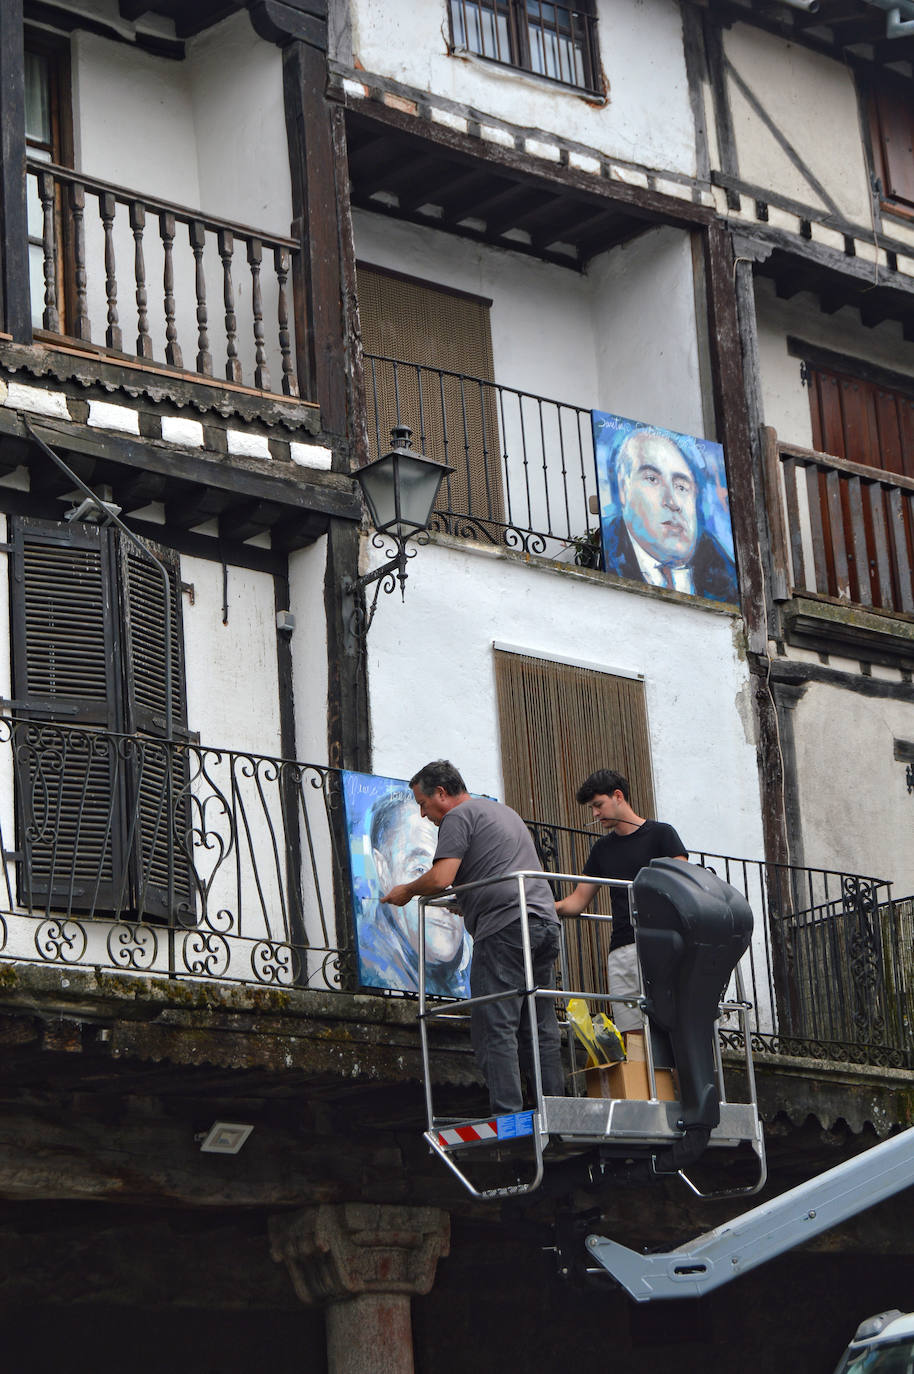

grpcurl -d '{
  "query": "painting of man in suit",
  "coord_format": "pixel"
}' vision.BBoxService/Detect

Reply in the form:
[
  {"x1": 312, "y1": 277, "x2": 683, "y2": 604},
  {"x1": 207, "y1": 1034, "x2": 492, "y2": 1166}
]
[
  {"x1": 343, "y1": 771, "x2": 472, "y2": 997},
  {"x1": 592, "y1": 412, "x2": 738, "y2": 604}
]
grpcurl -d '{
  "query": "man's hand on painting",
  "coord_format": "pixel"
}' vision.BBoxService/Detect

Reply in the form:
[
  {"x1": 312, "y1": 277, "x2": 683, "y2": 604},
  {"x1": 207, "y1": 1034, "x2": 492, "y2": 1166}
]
[{"x1": 381, "y1": 883, "x2": 414, "y2": 907}]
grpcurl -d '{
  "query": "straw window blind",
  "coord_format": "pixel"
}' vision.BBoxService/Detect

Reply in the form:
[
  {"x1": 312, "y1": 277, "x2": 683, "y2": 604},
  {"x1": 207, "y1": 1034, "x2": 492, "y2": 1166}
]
[
  {"x1": 357, "y1": 263, "x2": 505, "y2": 533},
  {"x1": 495, "y1": 648, "x2": 655, "y2": 993}
]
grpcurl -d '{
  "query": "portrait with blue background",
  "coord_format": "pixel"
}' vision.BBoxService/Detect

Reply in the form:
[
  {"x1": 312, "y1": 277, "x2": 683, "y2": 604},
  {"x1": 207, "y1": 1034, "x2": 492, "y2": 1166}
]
[
  {"x1": 591, "y1": 411, "x2": 738, "y2": 604},
  {"x1": 343, "y1": 770, "x2": 472, "y2": 997}
]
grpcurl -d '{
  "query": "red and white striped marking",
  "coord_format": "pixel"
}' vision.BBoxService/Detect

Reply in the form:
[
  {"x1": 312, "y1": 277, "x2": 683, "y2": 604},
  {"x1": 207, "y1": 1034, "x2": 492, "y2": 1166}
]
[{"x1": 437, "y1": 1120, "x2": 498, "y2": 1148}]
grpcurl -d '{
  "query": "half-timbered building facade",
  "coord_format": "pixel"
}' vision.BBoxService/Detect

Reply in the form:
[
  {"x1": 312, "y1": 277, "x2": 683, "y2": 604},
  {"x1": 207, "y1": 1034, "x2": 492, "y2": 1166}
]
[{"x1": 0, "y1": 2, "x2": 913, "y2": 1371}]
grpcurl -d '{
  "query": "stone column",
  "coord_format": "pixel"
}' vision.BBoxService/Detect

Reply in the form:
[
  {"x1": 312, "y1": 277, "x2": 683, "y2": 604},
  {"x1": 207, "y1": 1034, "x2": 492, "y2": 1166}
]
[{"x1": 270, "y1": 1203, "x2": 450, "y2": 1374}]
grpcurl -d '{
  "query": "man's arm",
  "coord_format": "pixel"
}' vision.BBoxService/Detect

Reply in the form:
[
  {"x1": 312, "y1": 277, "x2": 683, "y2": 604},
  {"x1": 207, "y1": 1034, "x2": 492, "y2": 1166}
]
[
  {"x1": 381, "y1": 857, "x2": 462, "y2": 908},
  {"x1": 555, "y1": 879, "x2": 600, "y2": 918}
]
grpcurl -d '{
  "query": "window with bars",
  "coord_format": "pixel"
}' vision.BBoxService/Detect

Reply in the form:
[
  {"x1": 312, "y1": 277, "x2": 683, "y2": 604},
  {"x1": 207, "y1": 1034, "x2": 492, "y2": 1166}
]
[
  {"x1": 8, "y1": 517, "x2": 193, "y2": 921},
  {"x1": 449, "y1": 0, "x2": 601, "y2": 95}
]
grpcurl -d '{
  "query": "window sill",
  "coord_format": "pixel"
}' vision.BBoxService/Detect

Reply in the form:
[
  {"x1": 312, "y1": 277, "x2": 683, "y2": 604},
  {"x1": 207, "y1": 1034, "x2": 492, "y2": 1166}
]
[{"x1": 447, "y1": 45, "x2": 607, "y2": 105}]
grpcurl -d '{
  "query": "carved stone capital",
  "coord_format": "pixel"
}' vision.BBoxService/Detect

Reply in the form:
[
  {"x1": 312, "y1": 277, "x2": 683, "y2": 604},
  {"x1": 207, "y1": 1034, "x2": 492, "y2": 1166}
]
[{"x1": 270, "y1": 1204, "x2": 450, "y2": 1306}]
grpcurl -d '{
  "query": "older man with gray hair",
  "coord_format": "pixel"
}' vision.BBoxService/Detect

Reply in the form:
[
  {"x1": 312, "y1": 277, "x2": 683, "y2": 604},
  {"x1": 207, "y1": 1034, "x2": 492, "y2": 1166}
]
[{"x1": 603, "y1": 428, "x2": 738, "y2": 602}]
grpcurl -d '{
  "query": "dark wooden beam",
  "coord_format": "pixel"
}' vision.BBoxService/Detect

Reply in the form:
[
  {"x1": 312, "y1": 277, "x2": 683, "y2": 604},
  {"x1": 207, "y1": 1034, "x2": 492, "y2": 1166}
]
[
  {"x1": 2, "y1": 412, "x2": 361, "y2": 520},
  {"x1": 347, "y1": 132, "x2": 401, "y2": 181},
  {"x1": 481, "y1": 188, "x2": 548, "y2": 238},
  {"x1": 704, "y1": 223, "x2": 790, "y2": 870},
  {"x1": 112, "y1": 469, "x2": 169, "y2": 512},
  {"x1": 250, "y1": 0, "x2": 327, "y2": 49},
  {"x1": 163, "y1": 483, "x2": 237, "y2": 531},
  {"x1": 326, "y1": 517, "x2": 370, "y2": 774},
  {"x1": 341, "y1": 104, "x2": 712, "y2": 231},
  {"x1": 174, "y1": 1, "x2": 242, "y2": 38},
  {"x1": 283, "y1": 40, "x2": 347, "y2": 436},
  {"x1": 369, "y1": 152, "x2": 444, "y2": 201},
  {"x1": 0, "y1": 0, "x2": 31, "y2": 342},
  {"x1": 218, "y1": 498, "x2": 286, "y2": 543},
  {"x1": 269, "y1": 509, "x2": 330, "y2": 550},
  {"x1": 406, "y1": 166, "x2": 493, "y2": 216}
]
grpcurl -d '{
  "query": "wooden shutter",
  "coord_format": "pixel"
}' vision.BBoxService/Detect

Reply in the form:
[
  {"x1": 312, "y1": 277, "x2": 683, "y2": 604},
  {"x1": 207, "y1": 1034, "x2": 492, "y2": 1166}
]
[
  {"x1": 10, "y1": 519, "x2": 124, "y2": 909},
  {"x1": 495, "y1": 648, "x2": 656, "y2": 992},
  {"x1": 9, "y1": 517, "x2": 191, "y2": 920},
  {"x1": 807, "y1": 361, "x2": 914, "y2": 607},
  {"x1": 119, "y1": 539, "x2": 194, "y2": 922},
  {"x1": 358, "y1": 263, "x2": 505, "y2": 535},
  {"x1": 869, "y1": 78, "x2": 914, "y2": 212}
]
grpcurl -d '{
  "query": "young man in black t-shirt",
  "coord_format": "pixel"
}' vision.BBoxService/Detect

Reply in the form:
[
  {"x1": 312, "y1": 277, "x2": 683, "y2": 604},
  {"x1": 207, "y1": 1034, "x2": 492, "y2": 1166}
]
[{"x1": 555, "y1": 770, "x2": 687, "y2": 1034}]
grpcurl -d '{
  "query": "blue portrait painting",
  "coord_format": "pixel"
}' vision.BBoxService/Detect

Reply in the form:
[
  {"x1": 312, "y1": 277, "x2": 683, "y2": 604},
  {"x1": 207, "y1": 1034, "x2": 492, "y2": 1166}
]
[
  {"x1": 591, "y1": 411, "x2": 738, "y2": 604},
  {"x1": 342, "y1": 771, "x2": 472, "y2": 998}
]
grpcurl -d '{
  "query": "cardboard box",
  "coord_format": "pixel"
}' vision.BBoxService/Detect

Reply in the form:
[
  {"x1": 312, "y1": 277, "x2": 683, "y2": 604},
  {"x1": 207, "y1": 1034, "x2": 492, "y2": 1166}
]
[{"x1": 585, "y1": 1059, "x2": 678, "y2": 1102}]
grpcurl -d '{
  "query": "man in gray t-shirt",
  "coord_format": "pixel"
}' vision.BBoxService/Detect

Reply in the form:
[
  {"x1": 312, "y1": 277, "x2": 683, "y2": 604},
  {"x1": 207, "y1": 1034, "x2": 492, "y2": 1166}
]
[{"x1": 381, "y1": 759, "x2": 565, "y2": 1115}]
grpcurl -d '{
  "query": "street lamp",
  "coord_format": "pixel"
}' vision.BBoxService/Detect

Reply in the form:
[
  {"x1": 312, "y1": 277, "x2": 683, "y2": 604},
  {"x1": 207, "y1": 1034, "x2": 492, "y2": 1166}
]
[{"x1": 347, "y1": 426, "x2": 453, "y2": 634}]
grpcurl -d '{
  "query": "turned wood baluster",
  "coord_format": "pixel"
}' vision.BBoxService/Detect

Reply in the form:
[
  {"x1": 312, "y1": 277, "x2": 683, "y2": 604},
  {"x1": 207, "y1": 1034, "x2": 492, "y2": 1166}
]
[
  {"x1": 129, "y1": 201, "x2": 153, "y2": 359},
  {"x1": 218, "y1": 228, "x2": 243, "y2": 384},
  {"x1": 159, "y1": 210, "x2": 183, "y2": 368},
  {"x1": 247, "y1": 236, "x2": 271, "y2": 392},
  {"x1": 38, "y1": 170, "x2": 59, "y2": 334},
  {"x1": 189, "y1": 219, "x2": 212, "y2": 376},
  {"x1": 69, "y1": 181, "x2": 91, "y2": 341},
  {"x1": 274, "y1": 246, "x2": 296, "y2": 397},
  {"x1": 99, "y1": 191, "x2": 122, "y2": 351}
]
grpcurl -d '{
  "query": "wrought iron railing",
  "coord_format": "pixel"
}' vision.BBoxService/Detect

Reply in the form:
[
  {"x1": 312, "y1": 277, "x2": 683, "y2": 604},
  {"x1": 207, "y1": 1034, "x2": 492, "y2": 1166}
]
[
  {"x1": 363, "y1": 353, "x2": 600, "y2": 561},
  {"x1": 26, "y1": 159, "x2": 299, "y2": 396},
  {"x1": 527, "y1": 818, "x2": 909, "y2": 1068},
  {"x1": 0, "y1": 718, "x2": 350, "y2": 990},
  {"x1": 1, "y1": 719, "x2": 906, "y2": 1067},
  {"x1": 769, "y1": 433, "x2": 914, "y2": 615}
]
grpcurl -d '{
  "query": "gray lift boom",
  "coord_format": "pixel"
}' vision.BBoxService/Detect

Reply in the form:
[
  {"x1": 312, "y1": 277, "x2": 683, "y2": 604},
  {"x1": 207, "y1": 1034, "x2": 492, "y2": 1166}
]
[{"x1": 587, "y1": 1119, "x2": 914, "y2": 1301}]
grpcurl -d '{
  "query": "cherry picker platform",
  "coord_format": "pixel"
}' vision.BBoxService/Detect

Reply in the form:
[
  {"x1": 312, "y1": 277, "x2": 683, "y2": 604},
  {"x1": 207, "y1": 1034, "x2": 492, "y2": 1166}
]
[{"x1": 417, "y1": 858, "x2": 765, "y2": 1202}]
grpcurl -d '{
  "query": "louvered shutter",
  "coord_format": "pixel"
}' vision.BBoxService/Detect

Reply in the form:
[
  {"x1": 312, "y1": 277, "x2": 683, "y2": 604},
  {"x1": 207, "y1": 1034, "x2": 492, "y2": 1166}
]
[
  {"x1": 118, "y1": 539, "x2": 194, "y2": 923},
  {"x1": 10, "y1": 518, "x2": 125, "y2": 910}
]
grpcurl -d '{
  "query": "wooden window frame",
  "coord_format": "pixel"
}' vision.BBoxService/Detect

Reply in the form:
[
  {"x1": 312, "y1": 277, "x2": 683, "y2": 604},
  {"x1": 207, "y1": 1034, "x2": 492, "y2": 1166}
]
[
  {"x1": 448, "y1": 0, "x2": 602, "y2": 96},
  {"x1": 24, "y1": 28, "x2": 75, "y2": 336},
  {"x1": 864, "y1": 70, "x2": 914, "y2": 224}
]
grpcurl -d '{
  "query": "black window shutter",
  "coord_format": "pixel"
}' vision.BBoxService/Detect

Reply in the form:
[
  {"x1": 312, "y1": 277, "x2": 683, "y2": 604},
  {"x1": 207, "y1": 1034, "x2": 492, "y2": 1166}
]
[
  {"x1": 10, "y1": 518, "x2": 125, "y2": 911},
  {"x1": 118, "y1": 538, "x2": 195, "y2": 923}
]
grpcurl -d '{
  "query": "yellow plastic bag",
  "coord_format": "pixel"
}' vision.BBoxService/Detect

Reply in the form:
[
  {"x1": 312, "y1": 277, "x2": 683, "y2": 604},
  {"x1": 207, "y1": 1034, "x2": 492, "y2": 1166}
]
[{"x1": 567, "y1": 998, "x2": 626, "y2": 1067}]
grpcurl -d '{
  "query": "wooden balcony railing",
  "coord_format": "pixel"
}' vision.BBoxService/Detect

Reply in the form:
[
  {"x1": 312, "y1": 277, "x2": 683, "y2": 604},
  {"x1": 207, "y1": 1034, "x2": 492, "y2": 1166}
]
[
  {"x1": 26, "y1": 159, "x2": 300, "y2": 397},
  {"x1": 766, "y1": 428, "x2": 914, "y2": 615}
]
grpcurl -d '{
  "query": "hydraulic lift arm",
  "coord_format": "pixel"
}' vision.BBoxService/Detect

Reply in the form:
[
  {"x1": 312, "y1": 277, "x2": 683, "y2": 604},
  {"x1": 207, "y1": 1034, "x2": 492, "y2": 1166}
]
[{"x1": 587, "y1": 1122, "x2": 914, "y2": 1301}]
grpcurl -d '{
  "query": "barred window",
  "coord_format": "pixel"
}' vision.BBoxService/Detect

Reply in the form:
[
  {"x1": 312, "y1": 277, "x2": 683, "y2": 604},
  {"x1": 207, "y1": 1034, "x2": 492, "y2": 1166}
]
[{"x1": 449, "y1": 0, "x2": 601, "y2": 95}]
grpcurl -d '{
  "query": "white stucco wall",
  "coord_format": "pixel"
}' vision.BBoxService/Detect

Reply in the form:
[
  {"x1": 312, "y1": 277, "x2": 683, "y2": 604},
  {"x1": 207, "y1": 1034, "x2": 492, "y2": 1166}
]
[
  {"x1": 341, "y1": 0, "x2": 697, "y2": 178},
  {"x1": 182, "y1": 555, "x2": 282, "y2": 757},
  {"x1": 790, "y1": 682, "x2": 914, "y2": 895},
  {"x1": 289, "y1": 538, "x2": 331, "y2": 768},
  {"x1": 588, "y1": 226, "x2": 705, "y2": 438},
  {"x1": 65, "y1": 13, "x2": 290, "y2": 386},
  {"x1": 723, "y1": 24, "x2": 873, "y2": 226},
  {"x1": 367, "y1": 540, "x2": 762, "y2": 864}
]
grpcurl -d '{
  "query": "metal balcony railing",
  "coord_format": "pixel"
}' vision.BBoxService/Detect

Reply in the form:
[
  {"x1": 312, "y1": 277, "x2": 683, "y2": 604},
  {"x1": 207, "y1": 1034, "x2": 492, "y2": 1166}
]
[
  {"x1": 0, "y1": 716, "x2": 906, "y2": 1069},
  {"x1": 27, "y1": 159, "x2": 299, "y2": 396},
  {"x1": 363, "y1": 354, "x2": 600, "y2": 561},
  {"x1": 766, "y1": 430, "x2": 914, "y2": 615},
  {"x1": 527, "y1": 819, "x2": 910, "y2": 1068},
  {"x1": 0, "y1": 718, "x2": 348, "y2": 990}
]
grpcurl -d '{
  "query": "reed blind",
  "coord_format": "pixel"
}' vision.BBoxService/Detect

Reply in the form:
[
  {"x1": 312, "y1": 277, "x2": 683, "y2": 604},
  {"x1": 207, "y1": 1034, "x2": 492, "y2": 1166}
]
[
  {"x1": 495, "y1": 649, "x2": 655, "y2": 994},
  {"x1": 494, "y1": 649, "x2": 655, "y2": 827},
  {"x1": 357, "y1": 263, "x2": 504, "y2": 530}
]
